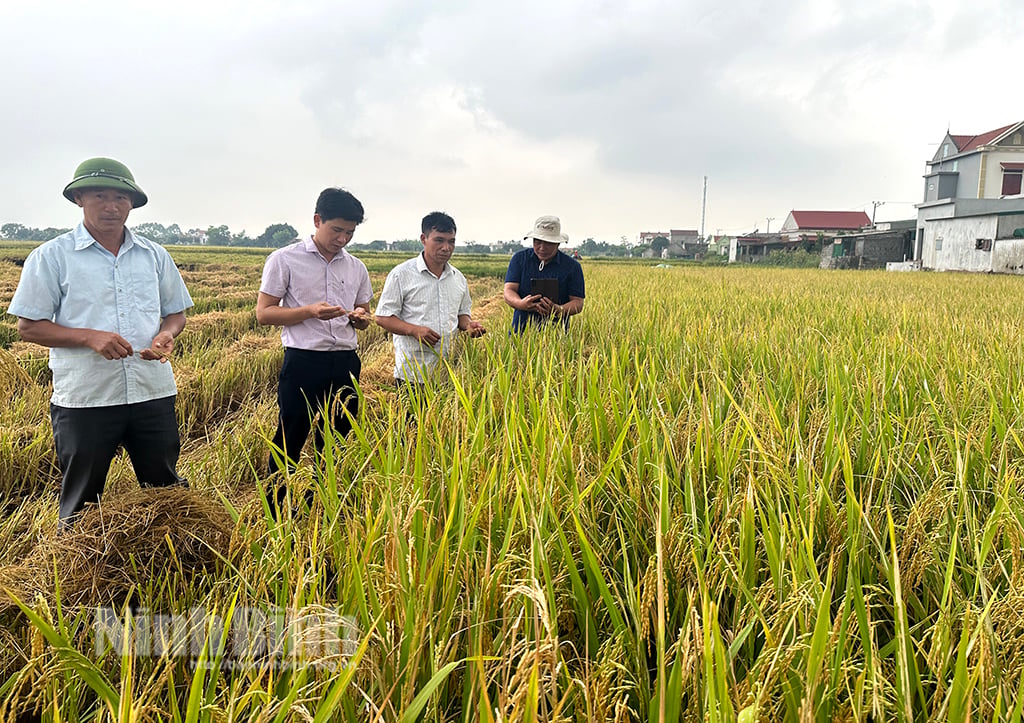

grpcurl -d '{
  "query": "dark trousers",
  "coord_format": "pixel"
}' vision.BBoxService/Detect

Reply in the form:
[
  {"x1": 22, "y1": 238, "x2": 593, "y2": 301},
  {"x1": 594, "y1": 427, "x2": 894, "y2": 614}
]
[
  {"x1": 269, "y1": 348, "x2": 361, "y2": 477},
  {"x1": 51, "y1": 396, "x2": 185, "y2": 524}
]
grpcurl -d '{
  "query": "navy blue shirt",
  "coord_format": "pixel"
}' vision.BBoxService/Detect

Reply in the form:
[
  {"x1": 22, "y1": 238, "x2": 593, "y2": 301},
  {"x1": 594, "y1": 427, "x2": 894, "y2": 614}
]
[{"x1": 504, "y1": 247, "x2": 585, "y2": 331}]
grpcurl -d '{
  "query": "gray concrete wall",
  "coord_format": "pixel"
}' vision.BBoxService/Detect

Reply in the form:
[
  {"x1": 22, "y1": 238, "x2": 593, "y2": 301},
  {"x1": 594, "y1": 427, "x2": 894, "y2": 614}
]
[
  {"x1": 857, "y1": 234, "x2": 906, "y2": 268},
  {"x1": 992, "y1": 239, "x2": 1024, "y2": 274},
  {"x1": 996, "y1": 214, "x2": 1024, "y2": 238},
  {"x1": 924, "y1": 216, "x2": 998, "y2": 271}
]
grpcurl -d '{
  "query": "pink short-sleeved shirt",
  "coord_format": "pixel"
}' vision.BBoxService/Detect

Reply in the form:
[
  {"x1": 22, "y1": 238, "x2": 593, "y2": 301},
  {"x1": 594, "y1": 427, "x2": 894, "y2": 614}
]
[{"x1": 259, "y1": 237, "x2": 373, "y2": 351}]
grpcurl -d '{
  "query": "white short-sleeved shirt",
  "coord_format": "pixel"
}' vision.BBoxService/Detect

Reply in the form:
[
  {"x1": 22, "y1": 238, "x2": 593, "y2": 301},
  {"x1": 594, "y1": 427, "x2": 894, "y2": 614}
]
[
  {"x1": 7, "y1": 224, "x2": 194, "y2": 407},
  {"x1": 375, "y1": 254, "x2": 472, "y2": 382},
  {"x1": 259, "y1": 238, "x2": 373, "y2": 351}
]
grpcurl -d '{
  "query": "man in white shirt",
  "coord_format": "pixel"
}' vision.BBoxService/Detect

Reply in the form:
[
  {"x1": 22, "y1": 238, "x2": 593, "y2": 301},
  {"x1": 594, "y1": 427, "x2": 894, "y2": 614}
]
[
  {"x1": 375, "y1": 212, "x2": 486, "y2": 384},
  {"x1": 7, "y1": 157, "x2": 193, "y2": 526}
]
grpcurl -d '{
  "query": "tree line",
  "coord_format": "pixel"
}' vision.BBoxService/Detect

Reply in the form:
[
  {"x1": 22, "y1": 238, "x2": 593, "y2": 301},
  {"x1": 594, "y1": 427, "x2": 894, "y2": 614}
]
[
  {"x1": 0, "y1": 221, "x2": 300, "y2": 248},
  {"x1": 2, "y1": 221, "x2": 640, "y2": 257}
]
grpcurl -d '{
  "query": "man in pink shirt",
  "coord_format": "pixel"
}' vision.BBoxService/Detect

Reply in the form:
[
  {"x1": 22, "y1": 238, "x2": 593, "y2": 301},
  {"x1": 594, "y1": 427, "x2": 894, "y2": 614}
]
[{"x1": 256, "y1": 188, "x2": 373, "y2": 494}]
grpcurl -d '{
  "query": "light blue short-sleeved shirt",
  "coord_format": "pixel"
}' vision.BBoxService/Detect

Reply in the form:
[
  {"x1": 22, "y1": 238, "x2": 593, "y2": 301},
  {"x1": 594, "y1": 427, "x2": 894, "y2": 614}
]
[
  {"x1": 7, "y1": 224, "x2": 194, "y2": 408},
  {"x1": 375, "y1": 253, "x2": 472, "y2": 382},
  {"x1": 259, "y1": 237, "x2": 373, "y2": 351}
]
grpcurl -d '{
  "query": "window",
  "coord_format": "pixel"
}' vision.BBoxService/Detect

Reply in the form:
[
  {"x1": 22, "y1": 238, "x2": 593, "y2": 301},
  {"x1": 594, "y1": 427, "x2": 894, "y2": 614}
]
[
  {"x1": 935, "y1": 237, "x2": 943, "y2": 251},
  {"x1": 1002, "y1": 169, "x2": 1023, "y2": 196},
  {"x1": 943, "y1": 143, "x2": 950, "y2": 157},
  {"x1": 1014, "y1": 133, "x2": 1023, "y2": 145},
  {"x1": 976, "y1": 238, "x2": 993, "y2": 252}
]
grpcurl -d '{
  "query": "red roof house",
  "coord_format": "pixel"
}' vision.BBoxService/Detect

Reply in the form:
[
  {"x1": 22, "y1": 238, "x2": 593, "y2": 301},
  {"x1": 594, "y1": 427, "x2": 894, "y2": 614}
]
[{"x1": 779, "y1": 210, "x2": 871, "y2": 239}]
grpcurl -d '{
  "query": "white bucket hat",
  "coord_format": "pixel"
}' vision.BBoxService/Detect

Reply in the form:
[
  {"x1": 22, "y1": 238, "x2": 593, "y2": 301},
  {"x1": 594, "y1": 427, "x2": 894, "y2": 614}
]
[{"x1": 525, "y1": 215, "x2": 568, "y2": 244}]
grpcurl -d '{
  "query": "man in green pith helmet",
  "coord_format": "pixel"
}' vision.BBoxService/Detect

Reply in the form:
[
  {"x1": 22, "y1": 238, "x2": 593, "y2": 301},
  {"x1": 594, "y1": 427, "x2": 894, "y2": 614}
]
[{"x1": 7, "y1": 157, "x2": 194, "y2": 528}]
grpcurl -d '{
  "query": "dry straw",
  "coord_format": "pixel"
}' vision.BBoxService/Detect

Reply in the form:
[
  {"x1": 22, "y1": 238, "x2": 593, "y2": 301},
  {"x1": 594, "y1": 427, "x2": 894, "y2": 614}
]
[
  {"x1": 0, "y1": 347, "x2": 31, "y2": 399},
  {"x1": 0, "y1": 485, "x2": 235, "y2": 617}
]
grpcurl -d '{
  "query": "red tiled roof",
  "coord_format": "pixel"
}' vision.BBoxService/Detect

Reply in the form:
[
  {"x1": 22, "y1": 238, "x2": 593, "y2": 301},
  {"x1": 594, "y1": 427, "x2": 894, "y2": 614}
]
[
  {"x1": 1001, "y1": 162, "x2": 1024, "y2": 170},
  {"x1": 669, "y1": 229, "x2": 699, "y2": 235},
  {"x1": 789, "y1": 211, "x2": 870, "y2": 230},
  {"x1": 951, "y1": 123, "x2": 1018, "y2": 154}
]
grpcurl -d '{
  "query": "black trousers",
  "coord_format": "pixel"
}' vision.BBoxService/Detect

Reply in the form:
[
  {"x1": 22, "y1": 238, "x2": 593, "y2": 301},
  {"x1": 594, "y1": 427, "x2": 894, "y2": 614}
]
[
  {"x1": 269, "y1": 348, "x2": 361, "y2": 476},
  {"x1": 51, "y1": 396, "x2": 185, "y2": 524}
]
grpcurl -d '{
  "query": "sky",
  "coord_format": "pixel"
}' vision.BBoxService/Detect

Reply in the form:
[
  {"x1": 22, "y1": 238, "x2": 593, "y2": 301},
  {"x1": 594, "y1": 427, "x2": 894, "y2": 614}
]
[{"x1": 1, "y1": 0, "x2": 1022, "y2": 245}]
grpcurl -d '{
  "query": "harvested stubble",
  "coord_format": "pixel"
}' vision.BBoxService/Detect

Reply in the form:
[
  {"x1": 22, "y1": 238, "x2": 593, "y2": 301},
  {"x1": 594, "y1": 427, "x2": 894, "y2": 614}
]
[{"x1": 0, "y1": 486, "x2": 234, "y2": 616}]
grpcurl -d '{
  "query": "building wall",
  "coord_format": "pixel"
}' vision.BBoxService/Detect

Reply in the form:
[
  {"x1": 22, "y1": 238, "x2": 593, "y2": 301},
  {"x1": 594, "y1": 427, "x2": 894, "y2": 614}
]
[
  {"x1": 981, "y1": 150, "x2": 1024, "y2": 198},
  {"x1": 922, "y1": 216, "x2": 997, "y2": 271},
  {"x1": 856, "y1": 234, "x2": 907, "y2": 268},
  {"x1": 991, "y1": 239, "x2": 1024, "y2": 274},
  {"x1": 996, "y1": 213, "x2": 1024, "y2": 238}
]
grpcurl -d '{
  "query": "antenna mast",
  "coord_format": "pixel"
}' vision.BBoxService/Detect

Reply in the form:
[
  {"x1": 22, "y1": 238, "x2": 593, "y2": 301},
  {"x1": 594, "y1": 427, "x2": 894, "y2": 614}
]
[{"x1": 700, "y1": 175, "x2": 707, "y2": 241}]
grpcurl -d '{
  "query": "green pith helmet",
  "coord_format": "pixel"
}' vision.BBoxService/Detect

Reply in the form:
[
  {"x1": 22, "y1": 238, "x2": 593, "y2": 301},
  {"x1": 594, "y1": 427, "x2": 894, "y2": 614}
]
[{"x1": 62, "y1": 157, "x2": 148, "y2": 208}]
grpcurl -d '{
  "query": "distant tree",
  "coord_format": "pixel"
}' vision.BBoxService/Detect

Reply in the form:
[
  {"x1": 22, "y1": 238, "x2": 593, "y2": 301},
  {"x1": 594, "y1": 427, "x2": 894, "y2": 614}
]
[
  {"x1": 38, "y1": 227, "x2": 71, "y2": 239},
  {"x1": 134, "y1": 222, "x2": 168, "y2": 242},
  {"x1": 206, "y1": 225, "x2": 232, "y2": 246},
  {"x1": 496, "y1": 240, "x2": 523, "y2": 254},
  {"x1": 1, "y1": 222, "x2": 29, "y2": 239},
  {"x1": 231, "y1": 229, "x2": 254, "y2": 246},
  {"x1": 164, "y1": 224, "x2": 189, "y2": 244},
  {"x1": 650, "y1": 236, "x2": 670, "y2": 256},
  {"x1": 1, "y1": 223, "x2": 28, "y2": 240},
  {"x1": 258, "y1": 223, "x2": 299, "y2": 247},
  {"x1": 271, "y1": 229, "x2": 294, "y2": 246},
  {"x1": 392, "y1": 239, "x2": 422, "y2": 252},
  {"x1": 459, "y1": 243, "x2": 491, "y2": 254}
]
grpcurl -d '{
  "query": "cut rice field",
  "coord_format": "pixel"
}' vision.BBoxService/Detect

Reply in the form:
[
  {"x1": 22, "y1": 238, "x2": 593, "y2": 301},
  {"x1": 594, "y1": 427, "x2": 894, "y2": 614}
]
[{"x1": 2, "y1": 242, "x2": 1024, "y2": 720}]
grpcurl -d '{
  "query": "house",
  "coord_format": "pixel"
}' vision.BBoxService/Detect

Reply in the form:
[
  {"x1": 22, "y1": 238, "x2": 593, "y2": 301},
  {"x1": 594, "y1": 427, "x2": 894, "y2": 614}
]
[
  {"x1": 778, "y1": 210, "x2": 871, "y2": 244},
  {"x1": 638, "y1": 231, "x2": 670, "y2": 245},
  {"x1": 638, "y1": 228, "x2": 707, "y2": 258},
  {"x1": 917, "y1": 201, "x2": 1024, "y2": 273},
  {"x1": 915, "y1": 120, "x2": 1024, "y2": 271},
  {"x1": 729, "y1": 233, "x2": 794, "y2": 262},
  {"x1": 820, "y1": 220, "x2": 916, "y2": 270},
  {"x1": 922, "y1": 121, "x2": 1024, "y2": 204},
  {"x1": 705, "y1": 235, "x2": 732, "y2": 256},
  {"x1": 665, "y1": 229, "x2": 707, "y2": 259}
]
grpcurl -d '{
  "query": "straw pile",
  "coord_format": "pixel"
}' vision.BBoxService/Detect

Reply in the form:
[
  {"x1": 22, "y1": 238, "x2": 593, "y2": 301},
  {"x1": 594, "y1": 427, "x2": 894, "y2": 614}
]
[{"x1": 0, "y1": 485, "x2": 235, "y2": 616}]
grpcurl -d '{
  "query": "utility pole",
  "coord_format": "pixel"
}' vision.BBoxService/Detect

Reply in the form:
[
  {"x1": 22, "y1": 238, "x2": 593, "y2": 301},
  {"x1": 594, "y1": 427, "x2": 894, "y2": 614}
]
[
  {"x1": 871, "y1": 201, "x2": 885, "y2": 227},
  {"x1": 700, "y1": 175, "x2": 708, "y2": 242},
  {"x1": 766, "y1": 217, "x2": 775, "y2": 234}
]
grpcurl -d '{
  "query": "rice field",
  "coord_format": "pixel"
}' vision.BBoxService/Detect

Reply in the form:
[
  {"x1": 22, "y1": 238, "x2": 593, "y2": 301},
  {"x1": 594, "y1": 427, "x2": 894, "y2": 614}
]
[{"x1": 2, "y1": 242, "x2": 1024, "y2": 721}]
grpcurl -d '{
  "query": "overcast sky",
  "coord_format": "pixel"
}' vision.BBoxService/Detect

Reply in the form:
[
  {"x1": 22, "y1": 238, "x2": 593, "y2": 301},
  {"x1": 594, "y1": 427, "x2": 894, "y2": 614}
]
[{"x1": 1, "y1": 0, "x2": 1021, "y2": 244}]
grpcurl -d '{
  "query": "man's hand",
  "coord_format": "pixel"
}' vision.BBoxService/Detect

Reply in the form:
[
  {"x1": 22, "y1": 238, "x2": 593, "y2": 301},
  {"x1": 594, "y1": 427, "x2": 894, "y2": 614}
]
[
  {"x1": 87, "y1": 331, "x2": 133, "y2": 360},
  {"x1": 411, "y1": 325, "x2": 442, "y2": 345},
  {"x1": 464, "y1": 320, "x2": 486, "y2": 338},
  {"x1": 348, "y1": 307, "x2": 372, "y2": 330},
  {"x1": 520, "y1": 293, "x2": 549, "y2": 314},
  {"x1": 307, "y1": 302, "x2": 347, "y2": 320},
  {"x1": 534, "y1": 296, "x2": 557, "y2": 317},
  {"x1": 140, "y1": 330, "x2": 175, "y2": 363}
]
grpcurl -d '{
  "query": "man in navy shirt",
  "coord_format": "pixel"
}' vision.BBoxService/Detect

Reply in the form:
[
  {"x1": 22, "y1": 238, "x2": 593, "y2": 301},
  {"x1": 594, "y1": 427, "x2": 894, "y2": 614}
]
[{"x1": 502, "y1": 215, "x2": 585, "y2": 332}]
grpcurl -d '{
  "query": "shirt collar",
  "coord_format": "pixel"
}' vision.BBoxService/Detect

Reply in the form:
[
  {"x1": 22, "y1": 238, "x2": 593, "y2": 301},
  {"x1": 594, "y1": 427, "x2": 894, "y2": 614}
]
[
  {"x1": 533, "y1": 249, "x2": 561, "y2": 269},
  {"x1": 303, "y1": 235, "x2": 347, "y2": 261},
  {"x1": 415, "y1": 252, "x2": 450, "y2": 278},
  {"x1": 73, "y1": 222, "x2": 138, "y2": 253}
]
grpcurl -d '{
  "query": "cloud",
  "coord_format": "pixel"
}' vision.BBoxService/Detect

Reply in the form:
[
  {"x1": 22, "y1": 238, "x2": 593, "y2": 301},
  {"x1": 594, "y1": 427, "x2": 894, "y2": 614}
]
[{"x1": 1, "y1": 0, "x2": 1021, "y2": 240}]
